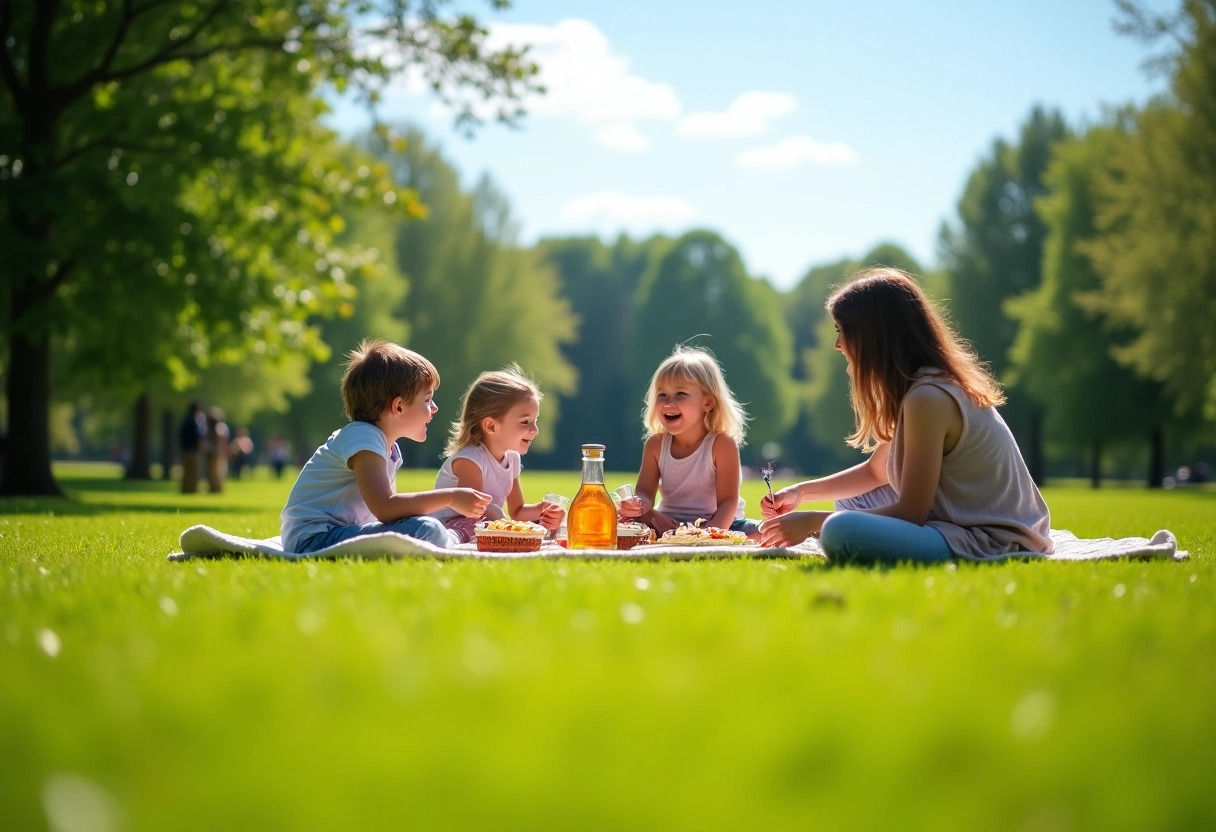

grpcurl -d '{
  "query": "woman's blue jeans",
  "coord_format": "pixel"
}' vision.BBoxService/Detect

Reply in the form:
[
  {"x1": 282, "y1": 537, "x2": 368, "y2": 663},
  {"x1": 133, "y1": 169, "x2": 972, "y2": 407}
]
[{"x1": 820, "y1": 485, "x2": 953, "y2": 564}]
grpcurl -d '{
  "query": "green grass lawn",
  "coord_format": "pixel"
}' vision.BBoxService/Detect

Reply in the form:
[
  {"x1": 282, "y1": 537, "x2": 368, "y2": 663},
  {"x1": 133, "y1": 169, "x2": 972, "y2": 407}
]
[{"x1": 2, "y1": 463, "x2": 1214, "y2": 831}]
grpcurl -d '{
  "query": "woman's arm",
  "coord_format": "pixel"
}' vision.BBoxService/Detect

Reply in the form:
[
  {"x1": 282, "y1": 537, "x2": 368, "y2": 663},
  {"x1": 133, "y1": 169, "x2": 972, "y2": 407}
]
[
  {"x1": 709, "y1": 433, "x2": 742, "y2": 529},
  {"x1": 863, "y1": 385, "x2": 957, "y2": 525},
  {"x1": 761, "y1": 444, "x2": 891, "y2": 518}
]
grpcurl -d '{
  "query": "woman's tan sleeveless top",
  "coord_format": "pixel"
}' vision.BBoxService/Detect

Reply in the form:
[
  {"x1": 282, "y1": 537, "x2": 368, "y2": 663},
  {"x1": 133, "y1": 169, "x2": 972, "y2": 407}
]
[{"x1": 887, "y1": 369, "x2": 1053, "y2": 557}]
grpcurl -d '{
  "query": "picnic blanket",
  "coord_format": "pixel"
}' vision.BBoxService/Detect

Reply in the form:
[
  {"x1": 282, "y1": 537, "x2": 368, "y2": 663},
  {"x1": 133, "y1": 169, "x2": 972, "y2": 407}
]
[{"x1": 167, "y1": 524, "x2": 1189, "y2": 563}]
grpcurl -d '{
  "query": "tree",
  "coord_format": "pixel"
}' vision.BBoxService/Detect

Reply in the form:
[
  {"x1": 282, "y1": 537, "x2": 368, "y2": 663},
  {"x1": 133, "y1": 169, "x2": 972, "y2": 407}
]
[
  {"x1": 630, "y1": 230, "x2": 797, "y2": 459},
  {"x1": 938, "y1": 106, "x2": 1070, "y2": 482},
  {"x1": 1082, "y1": 0, "x2": 1216, "y2": 429},
  {"x1": 1007, "y1": 123, "x2": 1173, "y2": 486},
  {"x1": 379, "y1": 129, "x2": 577, "y2": 467},
  {"x1": 531, "y1": 234, "x2": 672, "y2": 472},
  {"x1": 0, "y1": 0, "x2": 539, "y2": 495}
]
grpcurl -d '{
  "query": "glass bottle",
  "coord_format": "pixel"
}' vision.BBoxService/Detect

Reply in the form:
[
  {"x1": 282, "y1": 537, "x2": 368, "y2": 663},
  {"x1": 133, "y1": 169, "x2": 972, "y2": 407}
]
[{"x1": 568, "y1": 443, "x2": 617, "y2": 549}]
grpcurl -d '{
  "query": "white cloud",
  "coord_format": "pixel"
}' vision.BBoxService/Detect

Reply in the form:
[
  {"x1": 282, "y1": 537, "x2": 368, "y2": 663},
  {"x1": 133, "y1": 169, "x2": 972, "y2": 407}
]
[
  {"x1": 561, "y1": 191, "x2": 696, "y2": 228},
  {"x1": 735, "y1": 135, "x2": 858, "y2": 169},
  {"x1": 677, "y1": 91, "x2": 797, "y2": 139},
  {"x1": 486, "y1": 20, "x2": 680, "y2": 124},
  {"x1": 593, "y1": 123, "x2": 650, "y2": 152}
]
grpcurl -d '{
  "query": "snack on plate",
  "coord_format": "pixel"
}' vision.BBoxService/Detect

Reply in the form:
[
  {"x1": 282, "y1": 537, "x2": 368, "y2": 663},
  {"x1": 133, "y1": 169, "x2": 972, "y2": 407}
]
[
  {"x1": 657, "y1": 520, "x2": 755, "y2": 547},
  {"x1": 616, "y1": 522, "x2": 655, "y2": 550},
  {"x1": 474, "y1": 519, "x2": 548, "y2": 553}
]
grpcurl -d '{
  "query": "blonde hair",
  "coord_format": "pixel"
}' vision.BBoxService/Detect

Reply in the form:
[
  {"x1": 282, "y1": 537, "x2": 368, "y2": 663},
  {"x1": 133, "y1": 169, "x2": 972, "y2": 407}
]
[
  {"x1": 444, "y1": 364, "x2": 542, "y2": 457},
  {"x1": 341, "y1": 338, "x2": 439, "y2": 423},
  {"x1": 827, "y1": 267, "x2": 1004, "y2": 451},
  {"x1": 642, "y1": 344, "x2": 748, "y2": 444}
]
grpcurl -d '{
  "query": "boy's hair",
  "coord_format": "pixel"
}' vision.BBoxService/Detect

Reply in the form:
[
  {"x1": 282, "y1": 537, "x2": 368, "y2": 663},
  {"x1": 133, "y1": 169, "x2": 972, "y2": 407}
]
[
  {"x1": 444, "y1": 363, "x2": 542, "y2": 457},
  {"x1": 341, "y1": 338, "x2": 439, "y2": 423},
  {"x1": 642, "y1": 344, "x2": 748, "y2": 444},
  {"x1": 827, "y1": 267, "x2": 1004, "y2": 451}
]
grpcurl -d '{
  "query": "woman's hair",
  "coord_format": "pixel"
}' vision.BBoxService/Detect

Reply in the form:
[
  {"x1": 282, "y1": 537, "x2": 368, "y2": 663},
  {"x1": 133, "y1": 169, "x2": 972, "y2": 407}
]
[
  {"x1": 642, "y1": 344, "x2": 749, "y2": 444},
  {"x1": 342, "y1": 338, "x2": 439, "y2": 423},
  {"x1": 444, "y1": 364, "x2": 541, "y2": 457},
  {"x1": 827, "y1": 267, "x2": 1004, "y2": 451}
]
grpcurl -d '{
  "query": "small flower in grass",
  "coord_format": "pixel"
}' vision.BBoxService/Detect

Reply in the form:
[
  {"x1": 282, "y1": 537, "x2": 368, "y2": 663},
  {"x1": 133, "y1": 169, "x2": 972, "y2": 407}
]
[
  {"x1": 620, "y1": 603, "x2": 645, "y2": 624},
  {"x1": 37, "y1": 628, "x2": 61, "y2": 658}
]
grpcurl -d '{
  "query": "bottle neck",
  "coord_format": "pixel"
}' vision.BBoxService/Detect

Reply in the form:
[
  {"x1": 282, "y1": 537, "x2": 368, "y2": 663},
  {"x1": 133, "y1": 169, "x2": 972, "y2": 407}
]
[{"x1": 580, "y1": 458, "x2": 605, "y2": 485}]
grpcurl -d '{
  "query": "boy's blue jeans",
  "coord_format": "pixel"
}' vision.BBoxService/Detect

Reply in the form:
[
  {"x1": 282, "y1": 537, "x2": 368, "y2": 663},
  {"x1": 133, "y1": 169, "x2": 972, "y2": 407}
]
[
  {"x1": 296, "y1": 515, "x2": 455, "y2": 553},
  {"x1": 819, "y1": 486, "x2": 953, "y2": 564}
]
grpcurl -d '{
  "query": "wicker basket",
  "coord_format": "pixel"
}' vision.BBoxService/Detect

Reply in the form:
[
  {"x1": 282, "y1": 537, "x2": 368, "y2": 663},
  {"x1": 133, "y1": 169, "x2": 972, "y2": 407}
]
[
  {"x1": 616, "y1": 524, "x2": 655, "y2": 550},
  {"x1": 474, "y1": 524, "x2": 547, "y2": 553}
]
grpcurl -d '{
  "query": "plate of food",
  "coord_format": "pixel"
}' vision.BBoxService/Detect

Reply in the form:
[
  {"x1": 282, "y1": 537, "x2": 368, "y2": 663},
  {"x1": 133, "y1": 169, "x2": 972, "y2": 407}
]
[{"x1": 636, "y1": 520, "x2": 756, "y2": 548}]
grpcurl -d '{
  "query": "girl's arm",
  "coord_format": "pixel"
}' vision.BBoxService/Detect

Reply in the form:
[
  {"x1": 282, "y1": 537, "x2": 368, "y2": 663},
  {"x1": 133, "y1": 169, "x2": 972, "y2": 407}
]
[
  {"x1": 352, "y1": 451, "x2": 490, "y2": 520},
  {"x1": 619, "y1": 435, "x2": 662, "y2": 519},
  {"x1": 505, "y1": 478, "x2": 564, "y2": 531},
  {"x1": 449, "y1": 457, "x2": 504, "y2": 520},
  {"x1": 761, "y1": 444, "x2": 890, "y2": 518},
  {"x1": 709, "y1": 433, "x2": 743, "y2": 529}
]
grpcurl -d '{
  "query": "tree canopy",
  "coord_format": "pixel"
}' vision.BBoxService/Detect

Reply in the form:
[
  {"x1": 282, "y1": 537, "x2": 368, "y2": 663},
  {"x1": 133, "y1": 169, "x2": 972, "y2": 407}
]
[{"x1": 0, "y1": 0, "x2": 539, "y2": 495}]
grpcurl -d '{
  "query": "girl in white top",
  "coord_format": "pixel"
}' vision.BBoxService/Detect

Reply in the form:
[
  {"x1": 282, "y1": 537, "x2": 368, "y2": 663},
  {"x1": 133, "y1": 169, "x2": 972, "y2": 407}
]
[
  {"x1": 619, "y1": 345, "x2": 761, "y2": 538},
  {"x1": 432, "y1": 365, "x2": 565, "y2": 543},
  {"x1": 759, "y1": 268, "x2": 1052, "y2": 562}
]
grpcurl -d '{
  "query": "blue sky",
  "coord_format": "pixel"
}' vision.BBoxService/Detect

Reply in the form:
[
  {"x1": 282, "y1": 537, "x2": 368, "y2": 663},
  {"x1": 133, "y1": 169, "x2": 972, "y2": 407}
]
[{"x1": 329, "y1": 0, "x2": 1169, "y2": 290}]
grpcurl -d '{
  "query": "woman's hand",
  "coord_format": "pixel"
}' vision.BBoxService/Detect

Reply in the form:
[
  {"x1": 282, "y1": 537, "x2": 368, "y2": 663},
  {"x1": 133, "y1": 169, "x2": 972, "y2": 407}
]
[
  {"x1": 761, "y1": 484, "x2": 802, "y2": 519},
  {"x1": 759, "y1": 510, "x2": 828, "y2": 548}
]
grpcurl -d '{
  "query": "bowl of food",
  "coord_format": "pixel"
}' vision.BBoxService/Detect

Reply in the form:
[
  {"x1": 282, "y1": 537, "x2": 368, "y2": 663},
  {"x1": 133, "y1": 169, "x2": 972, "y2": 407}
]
[
  {"x1": 474, "y1": 519, "x2": 548, "y2": 553},
  {"x1": 616, "y1": 522, "x2": 655, "y2": 550}
]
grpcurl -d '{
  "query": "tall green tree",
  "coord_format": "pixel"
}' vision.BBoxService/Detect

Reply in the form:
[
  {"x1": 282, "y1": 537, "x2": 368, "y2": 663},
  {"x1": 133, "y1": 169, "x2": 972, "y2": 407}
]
[
  {"x1": 938, "y1": 106, "x2": 1070, "y2": 482},
  {"x1": 630, "y1": 230, "x2": 797, "y2": 461},
  {"x1": 1007, "y1": 123, "x2": 1172, "y2": 486},
  {"x1": 0, "y1": 0, "x2": 539, "y2": 495},
  {"x1": 380, "y1": 129, "x2": 577, "y2": 467},
  {"x1": 1082, "y1": 0, "x2": 1216, "y2": 430},
  {"x1": 532, "y1": 234, "x2": 671, "y2": 472}
]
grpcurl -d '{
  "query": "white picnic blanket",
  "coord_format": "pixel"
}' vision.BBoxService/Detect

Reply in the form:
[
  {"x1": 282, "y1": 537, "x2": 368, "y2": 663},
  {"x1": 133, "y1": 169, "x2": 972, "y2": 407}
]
[{"x1": 167, "y1": 525, "x2": 1188, "y2": 563}]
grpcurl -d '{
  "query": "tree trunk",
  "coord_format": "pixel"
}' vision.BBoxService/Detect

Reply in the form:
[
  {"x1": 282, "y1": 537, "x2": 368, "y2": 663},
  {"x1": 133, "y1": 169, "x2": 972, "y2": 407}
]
[
  {"x1": 1089, "y1": 438, "x2": 1101, "y2": 489},
  {"x1": 0, "y1": 328, "x2": 62, "y2": 496},
  {"x1": 125, "y1": 393, "x2": 152, "y2": 479},
  {"x1": 1148, "y1": 427, "x2": 1165, "y2": 488},
  {"x1": 161, "y1": 407, "x2": 175, "y2": 480}
]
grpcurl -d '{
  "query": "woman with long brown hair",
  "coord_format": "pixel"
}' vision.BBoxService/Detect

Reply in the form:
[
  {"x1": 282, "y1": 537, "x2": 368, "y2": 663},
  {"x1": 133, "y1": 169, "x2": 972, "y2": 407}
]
[{"x1": 760, "y1": 268, "x2": 1051, "y2": 562}]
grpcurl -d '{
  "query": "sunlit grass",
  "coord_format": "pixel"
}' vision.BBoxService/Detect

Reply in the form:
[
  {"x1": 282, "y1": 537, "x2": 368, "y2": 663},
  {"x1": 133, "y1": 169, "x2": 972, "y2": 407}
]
[{"x1": 1, "y1": 464, "x2": 1213, "y2": 830}]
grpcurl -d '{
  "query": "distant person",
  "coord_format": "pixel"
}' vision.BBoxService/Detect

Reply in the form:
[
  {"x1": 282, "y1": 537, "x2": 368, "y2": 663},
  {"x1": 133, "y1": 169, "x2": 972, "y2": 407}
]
[
  {"x1": 178, "y1": 401, "x2": 208, "y2": 494},
  {"x1": 759, "y1": 268, "x2": 1052, "y2": 561},
  {"x1": 267, "y1": 434, "x2": 290, "y2": 479},
  {"x1": 280, "y1": 338, "x2": 491, "y2": 553},
  {"x1": 430, "y1": 365, "x2": 565, "y2": 543},
  {"x1": 205, "y1": 407, "x2": 230, "y2": 493},
  {"x1": 229, "y1": 427, "x2": 255, "y2": 480},
  {"x1": 617, "y1": 345, "x2": 762, "y2": 538}
]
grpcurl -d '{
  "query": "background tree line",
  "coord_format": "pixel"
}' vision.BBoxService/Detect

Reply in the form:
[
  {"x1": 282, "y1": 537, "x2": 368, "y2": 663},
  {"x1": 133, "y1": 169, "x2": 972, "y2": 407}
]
[{"x1": 3, "y1": 0, "x2": 1214, "y2": 495}]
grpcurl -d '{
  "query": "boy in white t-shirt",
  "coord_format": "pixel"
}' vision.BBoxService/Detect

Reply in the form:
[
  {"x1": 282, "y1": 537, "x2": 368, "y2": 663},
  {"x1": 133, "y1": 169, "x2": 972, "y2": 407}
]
[{"x1": 281, "y1": 339, "x2": 490, "y2": 553}]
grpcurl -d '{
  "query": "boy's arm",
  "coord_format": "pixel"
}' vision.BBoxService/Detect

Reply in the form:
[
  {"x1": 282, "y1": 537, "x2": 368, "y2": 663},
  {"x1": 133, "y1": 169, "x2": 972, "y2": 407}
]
[
  {"x1": 351, "y1": 451, "x2": 489, "y2": 521},
  {"x1": 709, "y1": 433, "x2": 742, "y2": 529}
]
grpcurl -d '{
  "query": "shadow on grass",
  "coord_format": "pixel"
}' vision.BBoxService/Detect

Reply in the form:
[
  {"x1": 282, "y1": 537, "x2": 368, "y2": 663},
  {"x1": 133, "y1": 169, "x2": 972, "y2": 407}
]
[{"x1": 0, "y1": 477, "x2": 272, "y2": 517}]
